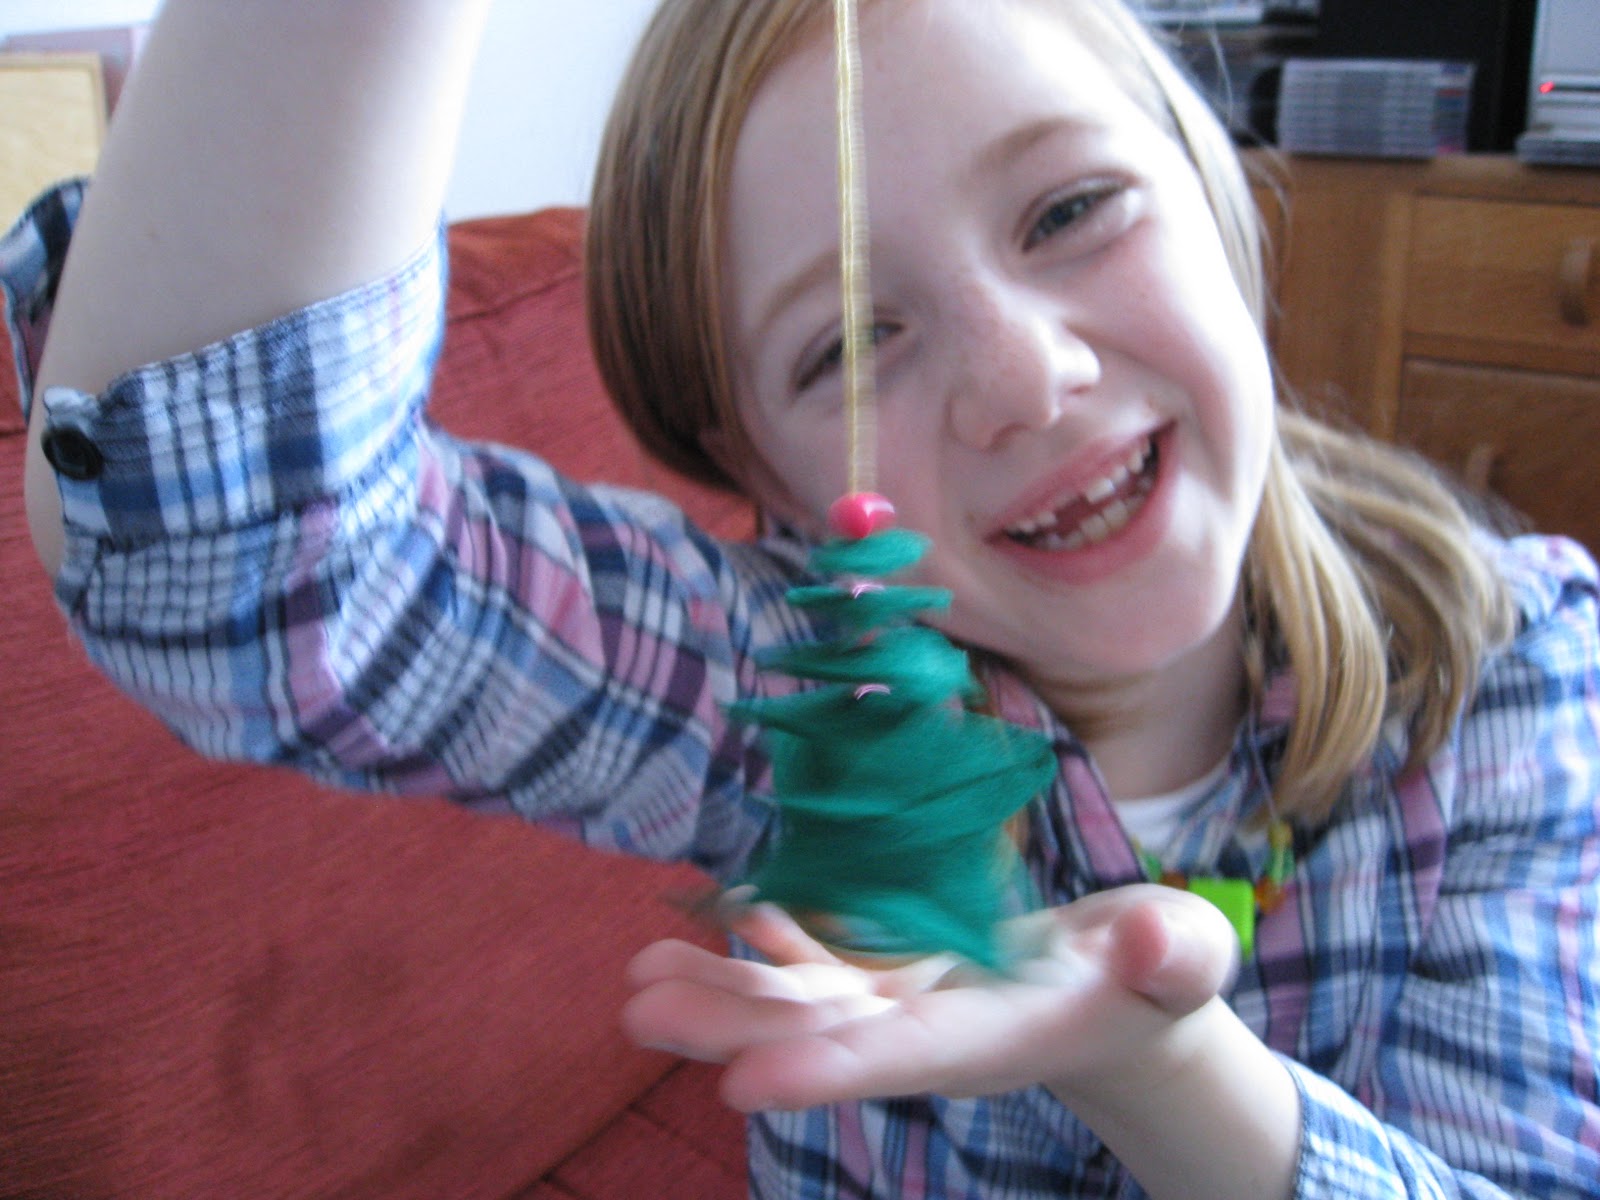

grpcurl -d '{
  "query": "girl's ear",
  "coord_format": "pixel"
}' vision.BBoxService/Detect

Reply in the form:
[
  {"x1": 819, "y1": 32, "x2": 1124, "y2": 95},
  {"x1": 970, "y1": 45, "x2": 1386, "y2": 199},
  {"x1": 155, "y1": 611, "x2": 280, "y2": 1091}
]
[{"x1": 699, "y1": 427, "x2": 823, "y2": 538}]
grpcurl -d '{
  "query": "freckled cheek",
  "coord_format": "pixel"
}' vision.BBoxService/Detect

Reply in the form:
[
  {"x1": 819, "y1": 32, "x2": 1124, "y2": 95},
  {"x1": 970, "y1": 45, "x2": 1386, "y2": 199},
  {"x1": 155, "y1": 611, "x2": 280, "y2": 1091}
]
[
  {"x1": 870, "y1": 412, "x2": 952, "y2": 529},
  {"x1": 1239, "y1": 363, "x2": 1278, "y2": 490},
  {"x1": 1197, "y1": 339, "x2": 1276, "y2": 517},
  {"x1": 756, "y1": 412, "x2": 854, "y2": 519},
  {"x1": 747, "y1": 378, "x2": 953, "y2": 536},
  {"x1": 1135, "y1": 264, "x2": 1269, "y2": 423}
]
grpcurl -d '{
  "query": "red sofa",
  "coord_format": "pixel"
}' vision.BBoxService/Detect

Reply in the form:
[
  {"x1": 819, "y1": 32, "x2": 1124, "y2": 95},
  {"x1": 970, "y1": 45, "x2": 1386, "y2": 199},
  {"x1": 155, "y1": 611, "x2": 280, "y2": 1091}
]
[{"x1": 0, "y1": 208, "x2": 753, "y2": 1199}]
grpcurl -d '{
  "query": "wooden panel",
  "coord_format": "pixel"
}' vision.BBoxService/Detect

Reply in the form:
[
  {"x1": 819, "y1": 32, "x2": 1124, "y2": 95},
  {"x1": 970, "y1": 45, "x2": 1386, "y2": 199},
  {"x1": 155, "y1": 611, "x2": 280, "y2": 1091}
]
[
  {"x1": 1405, "y1": 330, "x2": 1600, "y2": 379},
  {"x1": 1267, "y1": 166, "x2": 1401, "y2": 433},
  {"x1": 1405, "y1": 196, "x2": 1600, "y2": 359},
  {"x1": 0, "y1": 53, "x2": 105, "y2": 228},
  {"x1": 1396, "y1": 358, "x2": 1600, "y2": 554},
  {"x1": 1252, "y1": 153, "x2": 1600, "y2": 557}
]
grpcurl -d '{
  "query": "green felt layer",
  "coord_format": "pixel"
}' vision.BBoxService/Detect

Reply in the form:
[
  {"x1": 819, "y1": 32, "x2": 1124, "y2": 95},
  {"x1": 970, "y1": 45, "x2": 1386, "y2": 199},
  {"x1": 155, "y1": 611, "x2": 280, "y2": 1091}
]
[{"x1": 731, "y1": 530, "x2": 1057, "y2": 969}]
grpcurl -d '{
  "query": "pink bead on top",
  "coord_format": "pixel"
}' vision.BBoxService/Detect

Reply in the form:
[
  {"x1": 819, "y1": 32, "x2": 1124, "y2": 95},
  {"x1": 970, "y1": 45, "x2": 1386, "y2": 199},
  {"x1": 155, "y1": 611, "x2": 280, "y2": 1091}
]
[{"x1": 828, "y1": 492, "x2": 896, "y2": 540}]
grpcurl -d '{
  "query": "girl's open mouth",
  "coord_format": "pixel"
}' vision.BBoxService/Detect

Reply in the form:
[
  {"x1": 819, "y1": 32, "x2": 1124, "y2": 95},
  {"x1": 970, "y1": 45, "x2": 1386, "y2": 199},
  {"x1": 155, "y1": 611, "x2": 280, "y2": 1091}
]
[{"x1": 1001, "y1": 436, "x2": 1158, "y2": 552}]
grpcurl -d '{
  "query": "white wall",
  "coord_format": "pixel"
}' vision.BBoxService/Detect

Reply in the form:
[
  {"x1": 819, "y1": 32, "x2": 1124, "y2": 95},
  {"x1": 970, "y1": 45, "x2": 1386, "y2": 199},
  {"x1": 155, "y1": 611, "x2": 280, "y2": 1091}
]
[
  {"x1": 0, "y1": 0, "x2": 156, "y2": 31},
  {"x1": 451, "y1": 1, "x2": 659, "y2": 217},
  {"x1": 0, "y1": 0, "x2": 657, "y2": 218}
]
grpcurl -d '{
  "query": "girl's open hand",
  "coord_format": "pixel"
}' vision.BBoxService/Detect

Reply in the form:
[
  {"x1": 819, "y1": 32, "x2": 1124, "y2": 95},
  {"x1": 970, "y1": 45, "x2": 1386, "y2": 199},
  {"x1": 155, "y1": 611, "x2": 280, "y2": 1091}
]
[{"x1": 621, "y1": 884, "x2": 1239, "y2": 1112}]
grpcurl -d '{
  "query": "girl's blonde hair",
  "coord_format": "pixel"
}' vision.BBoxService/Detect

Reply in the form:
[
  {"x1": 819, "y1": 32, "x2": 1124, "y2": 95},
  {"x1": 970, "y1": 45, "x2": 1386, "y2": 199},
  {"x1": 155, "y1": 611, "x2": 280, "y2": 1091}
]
[{"x1": 586, "y1": 0, "x2": 1514, "y2": 825}]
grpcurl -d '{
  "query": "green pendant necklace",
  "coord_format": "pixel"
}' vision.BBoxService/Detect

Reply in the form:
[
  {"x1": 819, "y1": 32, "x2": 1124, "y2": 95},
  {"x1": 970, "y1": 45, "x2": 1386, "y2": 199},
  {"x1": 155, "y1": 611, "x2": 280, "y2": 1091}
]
[{"x1": 1136, "y1": 816, "x2": 1294, "y2": 958}]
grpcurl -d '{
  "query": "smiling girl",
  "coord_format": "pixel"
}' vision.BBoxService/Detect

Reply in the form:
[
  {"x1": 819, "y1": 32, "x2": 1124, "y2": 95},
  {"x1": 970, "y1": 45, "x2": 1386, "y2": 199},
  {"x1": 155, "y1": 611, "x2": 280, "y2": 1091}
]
[{"x1": 8, "y1": 1, "x2": 1598, "y2": 1197}]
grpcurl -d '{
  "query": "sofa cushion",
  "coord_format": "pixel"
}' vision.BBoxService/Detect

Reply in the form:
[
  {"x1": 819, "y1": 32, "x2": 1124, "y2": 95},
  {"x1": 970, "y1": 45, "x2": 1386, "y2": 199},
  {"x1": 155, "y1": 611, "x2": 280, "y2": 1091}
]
[
  {"x1": 514, "y1": 1060, "x2": 747, "y2": 1200},
  {"x1": 0, "y1": 207, "x2": 746, "y2": 1200},
  {"x1": 435, "y1": 207, "x2": 753, "y2": 541}
]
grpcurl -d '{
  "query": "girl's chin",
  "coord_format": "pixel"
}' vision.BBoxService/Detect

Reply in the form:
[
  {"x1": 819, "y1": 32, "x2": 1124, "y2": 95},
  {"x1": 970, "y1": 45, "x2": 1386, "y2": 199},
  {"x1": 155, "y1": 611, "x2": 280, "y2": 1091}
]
[{"x1": 937, "y1": 561, "x2": 1246, "y2": 687}]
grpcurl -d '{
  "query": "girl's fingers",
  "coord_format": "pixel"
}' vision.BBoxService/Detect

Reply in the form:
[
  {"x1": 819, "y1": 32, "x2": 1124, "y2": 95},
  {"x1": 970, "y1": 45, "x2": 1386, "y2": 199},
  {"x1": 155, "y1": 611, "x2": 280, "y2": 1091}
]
[
  {"x1": 627, "y1": 937, "x2": 862, "y2": 1003},
  {"x1": 719, "y1": 1024, "x2": 903, "y2": 1110},
  {"x1": 1029, "y1": 884, "x2": 1238, "y2": 1014},
  {"x1": 716, "y1": 971, "x2": 1109, "y2": 1111},
  {"x1": 621, "y1": 967, "x2": 897, "y2": 1063},
  {"x1": 716, "y1": 891, "x2": 844, "y2": 968},
  {"x1": 719, "y1": 893, "x2": 968, "y2": 998},
  {"x1": 1093, "y1": 889, "x2": 1239, "y2": 1015},
  {"x1": 623, "y1": 885, "x2": 1239, "y2": 1107}
]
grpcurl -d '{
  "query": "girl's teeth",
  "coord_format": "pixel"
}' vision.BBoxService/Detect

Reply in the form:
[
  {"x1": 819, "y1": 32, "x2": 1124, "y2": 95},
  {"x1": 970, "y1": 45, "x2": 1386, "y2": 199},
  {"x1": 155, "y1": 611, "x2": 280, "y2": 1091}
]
[
  {"x1": 1037, "y1": 528, "x2": 1088, "y2": 551},
  {"x1": 1083, "y1": 471, "x2": 1120, "y2": 505},
  {"x1": 1004, "y1": 439, "x2": 1155, "y2": 549},
  {"x1": 1006, "y1": 438, "x2": 1151, "y2": 536},
  {"x1": 1100, "y1": 497, "x2": 1132, "y2": 534}
]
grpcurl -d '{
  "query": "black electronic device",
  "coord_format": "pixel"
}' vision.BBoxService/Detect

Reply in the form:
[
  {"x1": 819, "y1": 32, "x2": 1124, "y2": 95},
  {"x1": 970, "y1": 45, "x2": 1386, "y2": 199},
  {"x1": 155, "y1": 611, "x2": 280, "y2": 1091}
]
[{"x1": 1306, "y1": 0, "x2": 1538, "y2": 152}]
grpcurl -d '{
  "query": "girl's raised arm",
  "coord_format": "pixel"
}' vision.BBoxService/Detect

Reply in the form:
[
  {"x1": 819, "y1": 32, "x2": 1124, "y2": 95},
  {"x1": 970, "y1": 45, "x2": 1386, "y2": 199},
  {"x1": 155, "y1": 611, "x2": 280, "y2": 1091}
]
[{"x1": 24, "y1": 0, "x2": 495, "y2": 573}]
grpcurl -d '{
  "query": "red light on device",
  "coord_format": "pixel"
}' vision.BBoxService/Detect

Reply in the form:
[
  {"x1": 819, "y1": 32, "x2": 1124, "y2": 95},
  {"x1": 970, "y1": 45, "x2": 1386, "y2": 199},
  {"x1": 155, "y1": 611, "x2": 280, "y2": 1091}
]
[{"x1": 1539, "y1": 80, "x2": 1557, "y2": 94}]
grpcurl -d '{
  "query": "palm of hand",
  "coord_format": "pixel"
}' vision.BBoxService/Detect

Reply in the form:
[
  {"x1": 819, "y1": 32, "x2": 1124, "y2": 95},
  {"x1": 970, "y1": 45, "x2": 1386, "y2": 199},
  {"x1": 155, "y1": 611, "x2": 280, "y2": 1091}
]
[{"x1": 622, "y1": 883, "x2": 1238, "y2": 1113}]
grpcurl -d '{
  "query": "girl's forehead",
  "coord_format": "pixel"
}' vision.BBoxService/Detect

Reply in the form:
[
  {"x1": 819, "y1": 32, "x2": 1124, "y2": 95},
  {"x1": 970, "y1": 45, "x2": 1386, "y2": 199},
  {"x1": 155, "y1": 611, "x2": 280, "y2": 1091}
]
[
  {"x1": 748, "y1": 0, "x2": 1141, "y2": 136},
  {"x1": 733, "y1": 1, "x2": 1154, "y2": 210},
  {"x1": 721, "y1": 0, "x2": 1179, "y2": 353}
]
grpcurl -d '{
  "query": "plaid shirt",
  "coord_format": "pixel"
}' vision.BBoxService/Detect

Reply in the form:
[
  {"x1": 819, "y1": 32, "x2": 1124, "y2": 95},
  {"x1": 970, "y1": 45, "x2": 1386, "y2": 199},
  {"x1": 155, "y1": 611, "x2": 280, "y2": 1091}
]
[{"x1": 7, "y1": 182, "x2": 1598, "y2": 1199}]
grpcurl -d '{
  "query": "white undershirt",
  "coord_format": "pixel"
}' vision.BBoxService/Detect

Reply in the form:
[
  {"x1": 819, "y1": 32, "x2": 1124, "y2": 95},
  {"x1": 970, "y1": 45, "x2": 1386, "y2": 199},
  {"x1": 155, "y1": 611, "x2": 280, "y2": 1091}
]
[{"x1": 1113, "y1": 754, "x2": 1231, "y2": 856}]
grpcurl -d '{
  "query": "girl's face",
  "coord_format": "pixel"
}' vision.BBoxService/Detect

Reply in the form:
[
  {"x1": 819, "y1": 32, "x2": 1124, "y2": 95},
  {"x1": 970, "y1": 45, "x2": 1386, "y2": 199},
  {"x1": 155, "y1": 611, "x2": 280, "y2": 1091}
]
[{"x1": 720, "y1": 0, "x2": 1275, "y2": 700}]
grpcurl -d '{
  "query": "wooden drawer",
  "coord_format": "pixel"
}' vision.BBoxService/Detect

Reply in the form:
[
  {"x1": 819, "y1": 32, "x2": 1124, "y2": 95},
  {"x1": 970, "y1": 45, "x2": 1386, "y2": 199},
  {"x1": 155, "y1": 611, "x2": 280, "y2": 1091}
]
[
  {"x1": 1404, "y1": 196, "x2": 1600, "y2": 370},
  {"x1": 1396, "y1": 358, "x2": 1600, "y2": 555}
]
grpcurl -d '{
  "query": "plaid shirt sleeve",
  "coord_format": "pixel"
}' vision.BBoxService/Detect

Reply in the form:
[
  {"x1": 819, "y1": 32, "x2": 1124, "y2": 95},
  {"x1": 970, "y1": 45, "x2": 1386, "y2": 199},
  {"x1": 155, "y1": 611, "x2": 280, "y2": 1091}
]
[
  {"x1": 2, "y1": 181, "x2": 794, "y2": 873},
  {"x1": 1285, "y1": 535, "x2": 1600, "y2": 1199}
]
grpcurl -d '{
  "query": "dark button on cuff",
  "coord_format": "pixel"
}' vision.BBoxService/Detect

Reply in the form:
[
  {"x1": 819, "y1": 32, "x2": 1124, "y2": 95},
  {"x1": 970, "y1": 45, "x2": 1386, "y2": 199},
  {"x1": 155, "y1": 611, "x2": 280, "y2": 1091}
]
[{"x1": 41, "y1": 428, "x2": 104, "y2": 481}]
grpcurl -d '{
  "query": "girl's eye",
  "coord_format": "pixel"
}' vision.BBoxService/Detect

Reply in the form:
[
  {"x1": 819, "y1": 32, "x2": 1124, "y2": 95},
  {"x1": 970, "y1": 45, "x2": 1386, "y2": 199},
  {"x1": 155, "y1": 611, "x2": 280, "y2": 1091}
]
[
  {"x1": 1022, "y1": 185, "x2": 1120, "y2": 251},
  {"x1": 794, "y1": 320, "x2": 898, "y2": 393}
]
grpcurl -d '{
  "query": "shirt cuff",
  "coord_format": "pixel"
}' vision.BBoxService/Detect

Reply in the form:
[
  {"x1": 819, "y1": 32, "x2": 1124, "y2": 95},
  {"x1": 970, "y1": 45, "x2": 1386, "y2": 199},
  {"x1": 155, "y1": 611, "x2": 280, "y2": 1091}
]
[
  {"x1": 1282, "y1": 1055, "x2": 1461, "y2": 1200},
  {"x1": 3, "y1": 179, "x2": 447, "y2": 545}
]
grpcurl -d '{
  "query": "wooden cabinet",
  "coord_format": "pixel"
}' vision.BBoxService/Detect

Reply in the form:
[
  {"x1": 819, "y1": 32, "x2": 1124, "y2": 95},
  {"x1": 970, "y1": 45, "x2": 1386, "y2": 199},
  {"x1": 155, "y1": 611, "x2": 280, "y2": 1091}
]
[
  {"x1": 0, "y1": 54, "x2": 105, "y2": 228},
  {"x1": 1257, "y1": 154, "x2": 1600, "y2": 554},
  {"x1": 1396, "y1": 360, "x2": 1600, "y2": 542}
]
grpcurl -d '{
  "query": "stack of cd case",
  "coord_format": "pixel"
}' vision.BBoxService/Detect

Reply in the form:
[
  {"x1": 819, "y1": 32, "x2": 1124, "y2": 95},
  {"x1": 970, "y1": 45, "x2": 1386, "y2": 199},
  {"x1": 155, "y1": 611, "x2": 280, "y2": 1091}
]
[{"x1": 1276, "y1": 58, "x2": 1475, "y2": 157}]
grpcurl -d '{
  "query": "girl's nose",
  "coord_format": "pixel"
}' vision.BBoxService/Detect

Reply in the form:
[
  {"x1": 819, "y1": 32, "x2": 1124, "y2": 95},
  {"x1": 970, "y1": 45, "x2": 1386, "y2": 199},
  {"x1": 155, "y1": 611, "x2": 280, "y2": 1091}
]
[{"x1": 944, "y1": 279, "x2": 1100, "y2": 451}]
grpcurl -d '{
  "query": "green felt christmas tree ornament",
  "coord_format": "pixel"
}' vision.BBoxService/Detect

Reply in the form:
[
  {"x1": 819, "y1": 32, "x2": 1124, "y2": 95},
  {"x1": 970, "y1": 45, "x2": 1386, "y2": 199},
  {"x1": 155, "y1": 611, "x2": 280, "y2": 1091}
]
[
  {"x1": 726, "y1": 0, "x2": 1059, "y2": 971},
  {"x1": 732, "y1": 521, "x2": 1057, "y2": 971}
]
